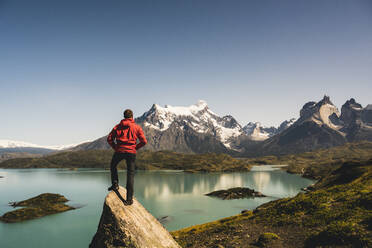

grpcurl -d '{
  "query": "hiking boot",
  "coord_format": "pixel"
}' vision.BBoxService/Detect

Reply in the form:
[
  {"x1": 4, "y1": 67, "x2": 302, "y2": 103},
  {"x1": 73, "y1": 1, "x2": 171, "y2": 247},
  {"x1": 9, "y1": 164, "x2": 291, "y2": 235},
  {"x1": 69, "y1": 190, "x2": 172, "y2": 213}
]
[
  {"x1": 108, "y1": 182, "x2": 119, "y2": 191},
  {"x1": 124, "y1": 199, "x2": 133, "y2": 205}
]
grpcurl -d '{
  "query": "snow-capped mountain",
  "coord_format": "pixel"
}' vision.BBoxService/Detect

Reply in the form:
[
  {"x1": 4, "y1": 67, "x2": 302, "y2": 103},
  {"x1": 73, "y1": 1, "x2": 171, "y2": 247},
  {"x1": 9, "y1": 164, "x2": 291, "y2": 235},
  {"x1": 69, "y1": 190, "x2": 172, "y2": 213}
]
[
  {"x1": 0, "y1": 139, "x2": 83, "y2": 151},
  {"x1": 76, "y1": 100, "x2": 296, "y2": 153},
  {"x1": 242, "y1": 119, "x2": 297, "y2": 141},
  {"x1": 136, "y1": 100, "x2": 243, "y2": 148},
  {"x1": 243, "y1": 122, "x2": 275, "y2": 141}
]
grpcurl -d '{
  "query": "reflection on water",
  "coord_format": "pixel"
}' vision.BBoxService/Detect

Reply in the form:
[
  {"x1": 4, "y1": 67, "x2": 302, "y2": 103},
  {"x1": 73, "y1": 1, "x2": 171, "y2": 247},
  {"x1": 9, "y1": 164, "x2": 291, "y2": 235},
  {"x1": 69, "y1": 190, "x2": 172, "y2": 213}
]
[
  {"x1": 0, "y1": 167, "x2": 314, "y2": 248},
  {"x1": 253, "y1": 172, "x2": 271, "y2": 192},
  {"x1": 136, "y1": 167, "x2": 307, "y2": 199}
]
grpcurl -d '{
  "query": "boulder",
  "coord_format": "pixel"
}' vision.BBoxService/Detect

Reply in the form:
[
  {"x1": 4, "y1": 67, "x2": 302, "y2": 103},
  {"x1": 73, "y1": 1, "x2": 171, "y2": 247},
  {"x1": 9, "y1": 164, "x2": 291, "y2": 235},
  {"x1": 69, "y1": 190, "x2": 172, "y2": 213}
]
[{"x1": 89, "y1": 186, "x2": 181, "y2": 248}]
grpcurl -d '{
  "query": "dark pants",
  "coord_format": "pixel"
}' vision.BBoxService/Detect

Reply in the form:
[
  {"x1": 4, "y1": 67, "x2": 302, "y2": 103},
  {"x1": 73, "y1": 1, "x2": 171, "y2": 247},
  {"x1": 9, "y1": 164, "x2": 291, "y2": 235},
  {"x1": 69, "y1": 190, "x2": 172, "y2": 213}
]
[{"x1": 110, "y1": 152, "x2": 136, "y2": 200}]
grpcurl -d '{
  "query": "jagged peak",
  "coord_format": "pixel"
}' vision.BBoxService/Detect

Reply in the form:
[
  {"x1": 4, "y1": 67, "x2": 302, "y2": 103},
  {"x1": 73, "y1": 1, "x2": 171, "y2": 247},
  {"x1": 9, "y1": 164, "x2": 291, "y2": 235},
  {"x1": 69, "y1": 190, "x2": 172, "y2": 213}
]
[
  {"x1": 244, "y1": 121, "x2": 260, "y2": 127},
  {"x1": 300, "y1": 96, "x2": 339, "y2": 118},
  {"x1": 301, "y1": 95, "x2": 335, "y2": 113},
  {"x1": 302, "y1": 101, "x2": 317, "y2": 110},
  {"x1": 365, "y1": 104, "x2": 372, "y2": 110},
  {"x1": 221, "y1": 115, "x2": 241, "y2": 129},
  {"x1": 342, "y1": 98, "x2": 363, "y2": 110},
  {"x1": 320, "y1": 94, "x2": 333, "y2": 105}
]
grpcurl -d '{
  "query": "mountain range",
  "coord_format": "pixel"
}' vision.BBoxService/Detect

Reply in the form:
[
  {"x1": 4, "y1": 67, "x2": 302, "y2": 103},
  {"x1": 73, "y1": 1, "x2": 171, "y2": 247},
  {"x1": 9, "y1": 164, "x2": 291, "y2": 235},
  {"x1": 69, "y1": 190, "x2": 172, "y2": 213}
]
[
  {"x1": 73, "y1": 96, "x2": 372, "y2": 156},
  {"x1": 2, "y1": 96, "x2": 372, "y2": 158},
  {"x1": 72, "y1": 100, "x2": 297, "y2": 154}
]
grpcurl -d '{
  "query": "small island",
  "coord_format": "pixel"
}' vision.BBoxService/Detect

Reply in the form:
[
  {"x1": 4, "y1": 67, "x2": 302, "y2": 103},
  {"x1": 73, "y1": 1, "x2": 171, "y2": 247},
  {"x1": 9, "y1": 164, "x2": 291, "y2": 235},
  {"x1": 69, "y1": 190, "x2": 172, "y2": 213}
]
[
  {"x1": 0, "y1": 193, "x2": 75, "y2": 223},
  {"x1": 205, "y1": 187, "x2": 266, "y2": 200}
]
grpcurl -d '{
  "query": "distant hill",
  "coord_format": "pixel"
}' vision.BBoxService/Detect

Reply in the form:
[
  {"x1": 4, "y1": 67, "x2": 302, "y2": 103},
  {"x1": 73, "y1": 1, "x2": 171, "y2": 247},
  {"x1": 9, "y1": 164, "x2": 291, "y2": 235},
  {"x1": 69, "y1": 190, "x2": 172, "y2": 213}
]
[
  {"x1": 0, "y1": 152, "x2": 42, "y2": 163},
  {"x1": 2, "y1": 141, "x2": 372, "y2": 178},
  {"x1": 0, "y1": 149, "x2": 252, "y2": 172},
  {"x1": 0, "y1": 139, "x2": 85, "y2": 162}
]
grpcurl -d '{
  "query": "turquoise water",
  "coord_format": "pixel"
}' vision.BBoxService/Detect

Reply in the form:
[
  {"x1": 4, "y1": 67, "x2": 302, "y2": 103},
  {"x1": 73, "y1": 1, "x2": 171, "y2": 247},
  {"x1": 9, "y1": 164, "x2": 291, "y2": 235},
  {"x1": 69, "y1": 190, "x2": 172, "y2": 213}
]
[{"x1": 0, "y1": 166, "x2": 314, "y2": 248}]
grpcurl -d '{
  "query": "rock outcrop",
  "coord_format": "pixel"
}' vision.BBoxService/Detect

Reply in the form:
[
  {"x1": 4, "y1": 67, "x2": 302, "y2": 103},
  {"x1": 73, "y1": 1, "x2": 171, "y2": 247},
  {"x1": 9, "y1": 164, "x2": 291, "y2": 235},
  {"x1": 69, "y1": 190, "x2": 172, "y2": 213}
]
[{"x1": 89, "y1": 186, "x2": 181, "y2": 248}]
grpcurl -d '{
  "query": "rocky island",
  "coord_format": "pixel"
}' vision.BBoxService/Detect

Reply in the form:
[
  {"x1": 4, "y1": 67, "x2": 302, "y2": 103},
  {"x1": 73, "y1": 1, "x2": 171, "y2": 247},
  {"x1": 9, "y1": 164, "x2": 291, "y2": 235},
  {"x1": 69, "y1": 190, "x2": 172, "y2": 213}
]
[
  {"x1": 205, "y1": 187, "x2": 266, "y2": 200},
  {"x1": 0, "y1": 193, "x2": 75, "y2": 223}
]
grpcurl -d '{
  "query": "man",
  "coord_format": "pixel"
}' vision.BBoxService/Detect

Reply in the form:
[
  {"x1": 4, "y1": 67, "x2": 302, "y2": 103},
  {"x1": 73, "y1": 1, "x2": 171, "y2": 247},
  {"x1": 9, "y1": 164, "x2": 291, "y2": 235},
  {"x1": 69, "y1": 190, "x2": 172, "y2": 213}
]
[{"x1": 107, "y1": 109, "x2": 147, "y2": 205}]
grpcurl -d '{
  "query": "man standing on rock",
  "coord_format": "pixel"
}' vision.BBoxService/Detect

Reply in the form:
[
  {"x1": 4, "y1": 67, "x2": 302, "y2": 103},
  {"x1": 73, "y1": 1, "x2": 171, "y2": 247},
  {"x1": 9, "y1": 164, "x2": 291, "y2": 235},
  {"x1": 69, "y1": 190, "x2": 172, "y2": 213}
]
[{"x1": 107, "y1": 109, "x2": 147, "y2": 205}]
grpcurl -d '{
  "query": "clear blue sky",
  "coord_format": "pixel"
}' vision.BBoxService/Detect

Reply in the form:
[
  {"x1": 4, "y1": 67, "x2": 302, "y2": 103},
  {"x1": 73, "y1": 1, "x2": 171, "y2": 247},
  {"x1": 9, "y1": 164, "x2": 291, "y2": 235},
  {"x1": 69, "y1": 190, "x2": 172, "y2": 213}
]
[{"x1": 1, "y1": 0, "x2": 371, "y2": 145}]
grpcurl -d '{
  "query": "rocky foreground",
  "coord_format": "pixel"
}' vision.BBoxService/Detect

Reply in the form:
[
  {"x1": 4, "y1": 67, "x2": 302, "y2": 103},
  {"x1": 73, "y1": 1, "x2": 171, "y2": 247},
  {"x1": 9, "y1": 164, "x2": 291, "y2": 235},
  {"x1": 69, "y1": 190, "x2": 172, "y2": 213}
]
[
  {"x1": 172, "y1": 159, "x2": 372, "y2": 247},
  {"x1": 89, "y1": 186, "x2": 180, "y2": 248},
  {"x1": 205, "y1": 187, "x2": 266, "y2": 200},
  {"x1": 0, "y1": 193, "x2": 75, "y2": 223}
]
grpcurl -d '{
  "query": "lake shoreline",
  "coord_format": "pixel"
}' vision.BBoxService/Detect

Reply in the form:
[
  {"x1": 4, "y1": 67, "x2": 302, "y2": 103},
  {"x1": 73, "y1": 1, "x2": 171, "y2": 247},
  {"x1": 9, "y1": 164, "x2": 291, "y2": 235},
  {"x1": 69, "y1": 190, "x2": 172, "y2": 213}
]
[{"x1": 0, "y1": 166, "x2": 314, "y2": 248}]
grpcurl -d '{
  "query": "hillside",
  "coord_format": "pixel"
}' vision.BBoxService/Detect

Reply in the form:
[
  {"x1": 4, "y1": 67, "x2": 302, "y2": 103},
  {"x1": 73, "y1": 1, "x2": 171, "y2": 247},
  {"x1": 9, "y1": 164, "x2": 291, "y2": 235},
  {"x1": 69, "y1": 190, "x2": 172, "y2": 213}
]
[
  {"x1": 2, "y1": 142, "x2": 372, "y2": 178},
  {"x1": 0, "y1": 149, "x2": 252, "y2": 172},
  {"x1": 251, "y1": 141, "x2": 372, "y2": 179},
  {"x1": 0, "y1": 152, "x2": 41, "y2": 163},
  {"x1": 172, "y1": 158, "x2": 372, "y2": 247}
]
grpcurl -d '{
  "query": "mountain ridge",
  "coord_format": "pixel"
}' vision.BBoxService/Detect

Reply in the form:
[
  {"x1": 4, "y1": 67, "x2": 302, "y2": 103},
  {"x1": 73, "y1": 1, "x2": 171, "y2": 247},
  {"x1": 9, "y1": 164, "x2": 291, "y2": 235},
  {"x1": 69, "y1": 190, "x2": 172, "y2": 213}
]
[
  {"x1": 73, "y1": 100, "x2": 296, "y2": 153},
  {"x1": 245, "y1": 95, "x2": 372, "y2": 156},
  {"x1": 3, "y1": 96, "x2": 372, "y2": 158}
]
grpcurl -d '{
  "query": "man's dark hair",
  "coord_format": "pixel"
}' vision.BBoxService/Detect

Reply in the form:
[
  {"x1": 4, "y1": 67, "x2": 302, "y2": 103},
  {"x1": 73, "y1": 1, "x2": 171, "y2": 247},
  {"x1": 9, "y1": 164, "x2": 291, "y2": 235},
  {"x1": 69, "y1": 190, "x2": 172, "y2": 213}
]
[{"x1": 123, "y1": 109, "x2": 133, "y2": 119}]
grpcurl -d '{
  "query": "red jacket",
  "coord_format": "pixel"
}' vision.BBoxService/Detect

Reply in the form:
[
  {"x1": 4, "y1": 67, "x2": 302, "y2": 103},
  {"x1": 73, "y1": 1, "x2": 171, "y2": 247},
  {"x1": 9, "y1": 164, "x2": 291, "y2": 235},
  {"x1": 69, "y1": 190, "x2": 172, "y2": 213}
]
[{"x1": 107, "y1": 118, "x2": 147, "y2": 154}]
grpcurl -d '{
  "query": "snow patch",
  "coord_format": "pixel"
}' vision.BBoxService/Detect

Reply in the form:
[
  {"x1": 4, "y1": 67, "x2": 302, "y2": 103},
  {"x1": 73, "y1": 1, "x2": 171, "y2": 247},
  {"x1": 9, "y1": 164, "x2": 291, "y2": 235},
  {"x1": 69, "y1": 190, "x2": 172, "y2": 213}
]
[{"x1": 0, "y1": 139, "x2": 86, "y2": 150}]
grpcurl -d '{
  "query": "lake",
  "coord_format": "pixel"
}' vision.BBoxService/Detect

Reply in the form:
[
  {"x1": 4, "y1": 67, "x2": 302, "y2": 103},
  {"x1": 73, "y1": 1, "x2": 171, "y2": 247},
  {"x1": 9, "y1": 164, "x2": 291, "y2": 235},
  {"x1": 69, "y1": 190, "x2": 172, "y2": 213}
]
[{"x1": 0, "y1": 166, "x2": 315, "y2": 248}]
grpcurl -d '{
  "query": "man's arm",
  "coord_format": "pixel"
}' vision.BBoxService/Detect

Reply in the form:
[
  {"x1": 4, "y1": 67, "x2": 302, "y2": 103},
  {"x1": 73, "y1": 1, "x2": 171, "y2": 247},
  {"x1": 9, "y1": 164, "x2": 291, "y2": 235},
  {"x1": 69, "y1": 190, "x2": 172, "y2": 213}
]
[
  {"x1": 107, "y1": 127, "x2": 117, "y2": 150},
  {"x1": 135, "y1": 126, "x2": 147, "y2": 150}
]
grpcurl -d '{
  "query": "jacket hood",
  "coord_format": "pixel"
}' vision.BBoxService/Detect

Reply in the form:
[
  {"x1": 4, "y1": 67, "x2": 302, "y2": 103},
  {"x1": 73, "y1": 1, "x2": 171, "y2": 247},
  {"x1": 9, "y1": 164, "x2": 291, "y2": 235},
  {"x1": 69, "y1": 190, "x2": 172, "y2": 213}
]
[{"x1": 119, "y1": 118, "x2": 135, "y2": 127}]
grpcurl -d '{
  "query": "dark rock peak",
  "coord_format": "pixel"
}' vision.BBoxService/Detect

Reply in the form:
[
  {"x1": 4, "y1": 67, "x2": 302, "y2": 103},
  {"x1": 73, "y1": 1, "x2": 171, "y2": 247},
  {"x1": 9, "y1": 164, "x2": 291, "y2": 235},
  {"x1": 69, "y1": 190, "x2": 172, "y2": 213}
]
[
  {"x1": 365, "y1": 104, "x2": 372, "y2": 110},
  {"x1": 277, "y1": 118, "x2": 297, "y2": 132},
  {"x1": 221, "y1": 115, "x2": 241, "y2": 129},
  {"x1": 262, "y1": 126, "x2": 277, "y2": 133},
  {"x1": 342, "y1": 98, "x2": 363, "y2": 110},
  {"x1": 362, "y1": 105, "x2": 372, "y2": 125},
  {"x1": 340, "y1": 98, "x2": 363, "y2": 127},
  {"x1": 319, "y1": 95, "x2": 333, "y2": 105},
  {"x1": 302, "y1": 101, "x2": 317, "y2": 110}
]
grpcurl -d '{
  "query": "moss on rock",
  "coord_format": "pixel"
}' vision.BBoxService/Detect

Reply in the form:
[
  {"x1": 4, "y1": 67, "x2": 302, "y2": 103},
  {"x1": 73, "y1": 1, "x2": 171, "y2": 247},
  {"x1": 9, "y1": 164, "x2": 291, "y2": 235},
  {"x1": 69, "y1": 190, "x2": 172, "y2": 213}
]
[{"x1": 256, "y1": 232, "x2": 280, "y2": 247}]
